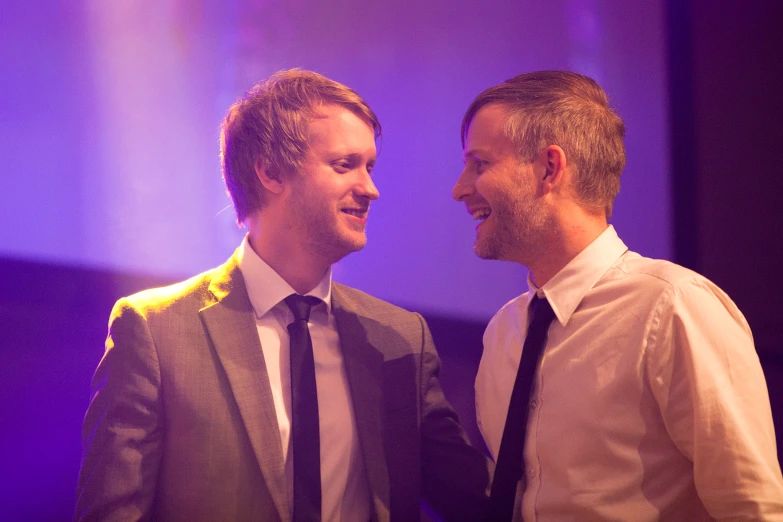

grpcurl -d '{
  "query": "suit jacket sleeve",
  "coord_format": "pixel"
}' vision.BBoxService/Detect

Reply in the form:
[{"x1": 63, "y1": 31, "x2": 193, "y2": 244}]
[
  {"x1": 417, "y1": 313, "x2": 491, "y2": 521},
  {"x1": 75, "y1": 298, "x2": 163, "y2": 522}
]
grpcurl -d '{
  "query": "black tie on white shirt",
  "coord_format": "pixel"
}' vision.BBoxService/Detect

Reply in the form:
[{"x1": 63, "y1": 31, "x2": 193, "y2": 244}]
[
  {"x1": 489, "y1": 295, "x2": 556, "y2": 521},
  {"x1": 285, "y1": 294, "x2": 323, "y2": 522}
]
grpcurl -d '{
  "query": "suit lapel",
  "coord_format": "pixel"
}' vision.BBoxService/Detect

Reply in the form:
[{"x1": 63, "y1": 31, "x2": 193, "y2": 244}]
[
  {"x1": 199, "y1": 255, "x2": 289, "y2": 522},
  {"x1": 332, "y1": 285, "x2": 390, "y2": 522}
]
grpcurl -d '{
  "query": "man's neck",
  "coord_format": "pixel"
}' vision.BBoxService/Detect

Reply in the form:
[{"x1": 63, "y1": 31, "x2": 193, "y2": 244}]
[
  {"x1": 528, "y1": 215, "x2": 608, "y2": 288},
  {"x1": 246, "y1": 226, "x2": 331, "y2": 296}
]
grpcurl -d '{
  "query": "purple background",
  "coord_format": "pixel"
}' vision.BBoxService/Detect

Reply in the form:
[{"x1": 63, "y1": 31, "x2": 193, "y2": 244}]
[{"x1": 0, "y1": 0, "x2": 670, "y2": 320}]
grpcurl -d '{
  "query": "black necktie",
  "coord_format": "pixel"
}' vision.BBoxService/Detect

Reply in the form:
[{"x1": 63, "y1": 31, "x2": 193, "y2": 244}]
[
  {"x1": 489, "y1": 295, "x2": 556, "y2": 521},
  {"x1": 285, "y1": 294, "x2": 323, "y2": 522}
]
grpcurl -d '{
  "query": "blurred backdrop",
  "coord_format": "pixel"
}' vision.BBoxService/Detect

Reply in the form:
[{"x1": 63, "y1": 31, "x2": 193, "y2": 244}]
[
  {"x1": 1, "y1": 0, "x2": 781, "y2": 520},
  {"x1": 1, "y1": 0, "x2": 673, "y2": 319}
]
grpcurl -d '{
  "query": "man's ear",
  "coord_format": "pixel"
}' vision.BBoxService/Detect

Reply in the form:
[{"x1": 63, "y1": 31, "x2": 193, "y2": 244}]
[
  {"x1": 255, "y1": 162, "x2": 285, "y2": 195},
  {"x1": 539, "y1": 145, "x2": 568, "y2": 194}
]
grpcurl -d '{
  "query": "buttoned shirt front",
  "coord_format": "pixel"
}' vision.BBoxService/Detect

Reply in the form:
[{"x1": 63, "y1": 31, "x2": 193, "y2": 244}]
[
  {"x1": 238, "y1": 236, "x2": 370, "y2": 522},
  {"x1": 476, "y1": 226, "x2": 783, "y2": 521}
]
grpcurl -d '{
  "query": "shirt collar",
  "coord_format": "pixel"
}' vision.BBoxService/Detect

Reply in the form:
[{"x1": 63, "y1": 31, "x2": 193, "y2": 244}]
[
  {"x1": 237, "y1": 234, "x2": 332, "y2": 319},
  {"x1": 527, "y1": 225, "x2": 628, "y2": 326}
]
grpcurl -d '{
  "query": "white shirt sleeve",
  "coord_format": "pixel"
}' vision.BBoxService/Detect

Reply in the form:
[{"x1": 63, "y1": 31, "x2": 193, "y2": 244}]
[{"x1": 647, "y1": 277, "x2": 783, "y2": 520}]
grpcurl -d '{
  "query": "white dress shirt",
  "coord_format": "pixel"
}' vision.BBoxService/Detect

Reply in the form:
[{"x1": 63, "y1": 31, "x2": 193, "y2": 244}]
[
  {"x1": 238, "y1": 236, "x2": 370, "y2": 522},
  {"x1": 476, "y1": 225, "x2": 783, "y2": 521}
]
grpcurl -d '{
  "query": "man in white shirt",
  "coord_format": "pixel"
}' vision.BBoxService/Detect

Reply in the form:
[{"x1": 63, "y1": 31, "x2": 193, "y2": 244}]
[
  {"x1": 452, "y1": 70, "x2": 783, "y2": 521},
  {"x1": 75, "y1": 69, "x2": 489, "y2": 521}
]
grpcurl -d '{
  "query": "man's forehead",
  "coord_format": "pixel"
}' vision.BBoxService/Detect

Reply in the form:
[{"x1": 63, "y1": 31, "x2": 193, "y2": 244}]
[
  {"x1": 309, "y1": 103, "x2": 374, "y2": 128},
  {"x1": 464, "y1": 105, "x2": 515, "y2": 154},
  {"x1": 303, "y1": 108, "x2": 377, "y2": 164},
  {"x1": 307, "y1": 106, "x2": 374, "y2": 136},
  {"x1": 469, "y1": 104, "x2": 509, "y2": 131}
]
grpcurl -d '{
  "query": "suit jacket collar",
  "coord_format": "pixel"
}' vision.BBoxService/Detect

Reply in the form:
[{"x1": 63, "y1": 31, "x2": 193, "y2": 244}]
[
  {"x1": 199, "y1": 255, "x2": 390, "y2": 522},
  {"x1": 332, "y1": 284, "x2": 390, "y2": 522},
  {"x1": 200, "y1": 251, "x2": 290, "y2": 522}
]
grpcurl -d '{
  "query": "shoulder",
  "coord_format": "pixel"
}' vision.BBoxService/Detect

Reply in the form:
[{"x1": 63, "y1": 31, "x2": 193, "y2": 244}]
[
  {"x1": 331, "y1": 283, "x2": 431, "y2": 354},
  {"x1": 607, "y1": 251, "x2": 732, "y2": 304},
  {"x1": 486, "y1": 294, "x2": 528, "y2": 335},
  {"x1": 112, "y1": 263, "x2": 228, "y2": 320},
  {"x1": 332, "y1": 282, "x2": 421, "y2": 322},
  {"x1": 609, "y1": 251, "x2": 749, "y2": 332},
  {"x1": 612, "y1": 252, "x2": 704, "y2": 288}
]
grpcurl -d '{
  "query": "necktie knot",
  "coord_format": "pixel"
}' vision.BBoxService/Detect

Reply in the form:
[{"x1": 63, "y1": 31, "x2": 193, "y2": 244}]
[
  {"x1": 529, "y1": 295, "x2": 555, "y2": 327},
  {"x1": 285, "y1": 294, "x2": 322, "y2": 323}
]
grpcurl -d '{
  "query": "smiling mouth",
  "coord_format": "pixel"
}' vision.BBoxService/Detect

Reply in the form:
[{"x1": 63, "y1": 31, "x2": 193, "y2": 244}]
[
  {"x1": 471, "y1": 208, "x2": 491, "y2": 221},
  {"x1": 341, "y1": 208, "x2": 368, "y2": 219}
]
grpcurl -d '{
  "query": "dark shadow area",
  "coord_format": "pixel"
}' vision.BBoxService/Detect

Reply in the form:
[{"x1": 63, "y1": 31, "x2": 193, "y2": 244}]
[
  {"x1": 420, "y1": 313, "x2": 488, "y2": 454},
  {"x1": 667, "y1": 0, "x2": 783, "y2": 390},
  {"x1": 0, "y1": 257, "x2": 173, "y2": 521}
]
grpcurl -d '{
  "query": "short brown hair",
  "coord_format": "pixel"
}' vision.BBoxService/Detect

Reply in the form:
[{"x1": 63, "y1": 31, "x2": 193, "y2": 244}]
[
  {"x1": 462, "y1": 70, "x2": 626, "y2": 217},
  {"x1": 220, "y1": 69, "x2": 381, "y2": 223}
]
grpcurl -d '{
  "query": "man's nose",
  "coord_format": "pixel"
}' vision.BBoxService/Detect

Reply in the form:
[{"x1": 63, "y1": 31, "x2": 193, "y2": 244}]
[
  {"x1": 452, "y1": 168, "x2": 475, "y2": 201},
  {"x1": 356, "y1": 170, "x2": 380, "y2": 201}
]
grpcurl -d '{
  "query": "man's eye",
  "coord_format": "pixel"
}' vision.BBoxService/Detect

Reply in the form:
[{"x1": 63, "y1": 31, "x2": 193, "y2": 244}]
[{"x1": 334, "y1": 161, "x2": 351, "y2": 172}]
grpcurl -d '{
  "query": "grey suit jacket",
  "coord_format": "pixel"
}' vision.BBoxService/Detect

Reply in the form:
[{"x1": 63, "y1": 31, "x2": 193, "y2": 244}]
[{"x1": 75, "y1": 252, "x2": 489, "y2": 521}]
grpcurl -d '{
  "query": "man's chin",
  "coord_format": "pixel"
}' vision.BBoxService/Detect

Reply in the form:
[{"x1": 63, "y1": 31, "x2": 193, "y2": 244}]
[
  {"x1": 345, "y1": 237, "x2": 367, "y2": 253},
  {"x1": 341, "y1": 227, "x2": 368, "y2": 251},
  {"x1": 473, "y1": 243, "x2": 498, "y2": 260},
  {"x1": 321, "y1": 232, "x2": 367, "y2": 262},
  {"x1": 473, "y1": 240, "x2": 500, "y2": 260}
]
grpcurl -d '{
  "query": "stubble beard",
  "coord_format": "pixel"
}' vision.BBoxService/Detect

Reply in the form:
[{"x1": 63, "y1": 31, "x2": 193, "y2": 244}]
[
  {"x1": 474, "y1": 189, "x2": 549, "y2": 264},
  {"x1": 291, "y1": 186, "x2": 367, "y2": 266}
]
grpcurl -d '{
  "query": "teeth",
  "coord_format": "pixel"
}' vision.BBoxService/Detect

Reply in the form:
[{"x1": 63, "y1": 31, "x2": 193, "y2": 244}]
[
  {"x1": 471, "y1": 208, "x2": 491, "y2": 220},
  {"x1": 342, "y1": 209, "x2": 365, "y2": 217}
]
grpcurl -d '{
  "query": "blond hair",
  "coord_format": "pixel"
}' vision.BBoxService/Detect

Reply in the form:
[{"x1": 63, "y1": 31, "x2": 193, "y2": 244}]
[{"x1": 220, "y1": 69, "x2": 381, "y2": 223}]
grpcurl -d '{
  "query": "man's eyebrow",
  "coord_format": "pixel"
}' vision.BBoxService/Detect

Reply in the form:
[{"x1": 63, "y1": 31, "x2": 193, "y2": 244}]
[
  {"x1": 462, "y1": 149, "x2": 486, "y2": 162},
  {"x1": 331, "y1": 152, "x2": 375, "y2": 161}
]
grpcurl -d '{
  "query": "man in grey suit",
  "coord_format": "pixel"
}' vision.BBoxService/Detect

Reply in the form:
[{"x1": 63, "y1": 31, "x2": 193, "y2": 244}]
[{"x1": 75, "y1": 69, "x2": 490, "y2": 521}]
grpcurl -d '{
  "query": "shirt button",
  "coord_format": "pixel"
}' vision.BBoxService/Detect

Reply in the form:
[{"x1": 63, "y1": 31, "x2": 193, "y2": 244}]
[
  {"x1": 530, "y1": 399, "x2": 538, "y2": 409},
  {"x1": 528, "y1": 468, "x2": 536, "y2": 478}
]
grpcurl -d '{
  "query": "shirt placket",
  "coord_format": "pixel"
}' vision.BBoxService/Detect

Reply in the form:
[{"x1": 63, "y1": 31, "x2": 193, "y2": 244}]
[{"x1": 523, "y1": 352, "x2": 546, "y2": 522}]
